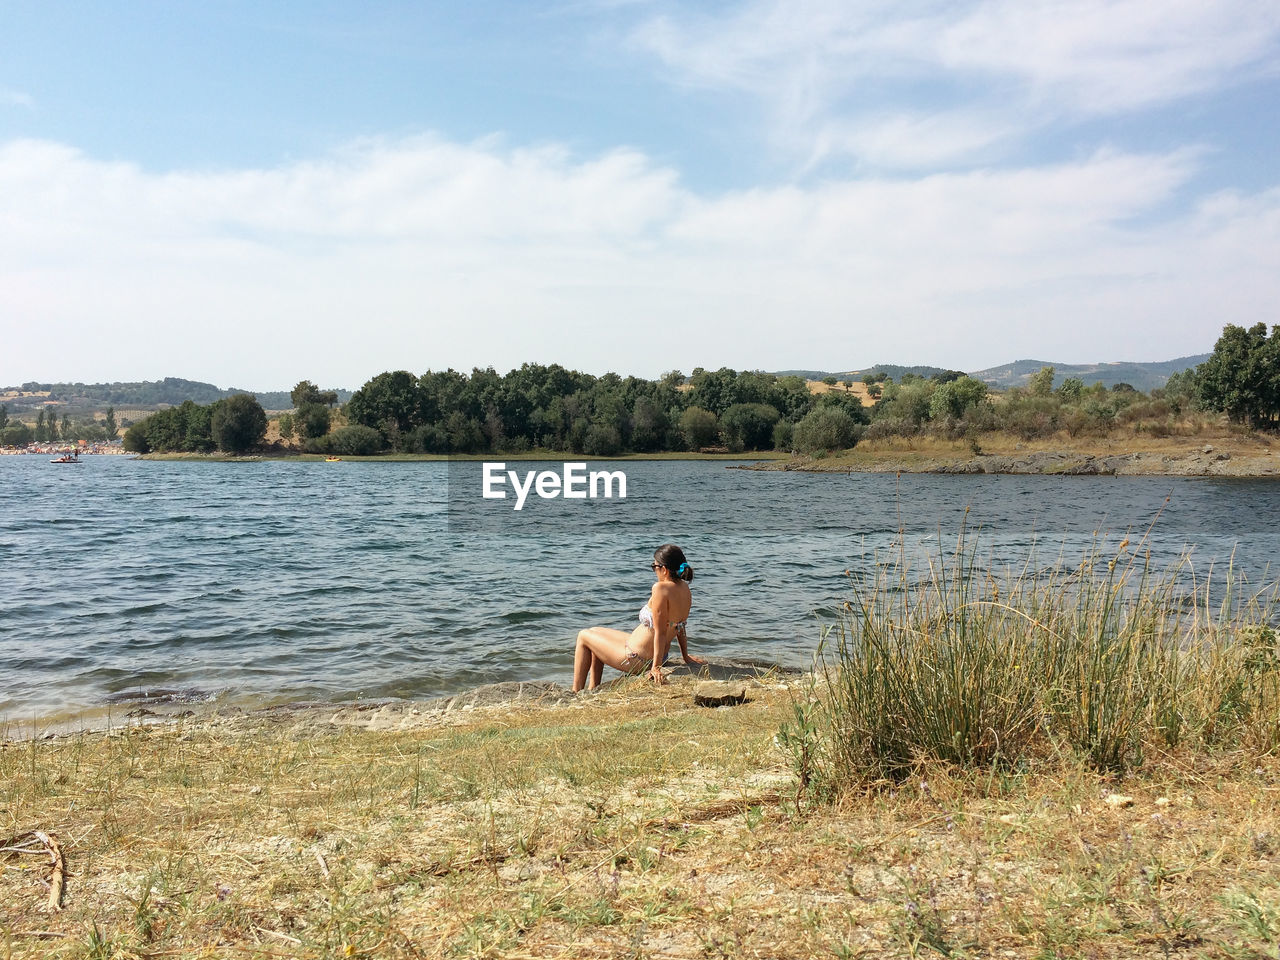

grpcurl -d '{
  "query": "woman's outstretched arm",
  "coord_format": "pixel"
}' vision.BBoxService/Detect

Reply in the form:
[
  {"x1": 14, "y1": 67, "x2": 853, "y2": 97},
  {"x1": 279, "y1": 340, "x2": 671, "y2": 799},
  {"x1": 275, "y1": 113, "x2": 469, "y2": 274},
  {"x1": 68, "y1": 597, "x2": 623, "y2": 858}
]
[{"x1": 676, "y1": 624, "x2": 705, "y2": 665}]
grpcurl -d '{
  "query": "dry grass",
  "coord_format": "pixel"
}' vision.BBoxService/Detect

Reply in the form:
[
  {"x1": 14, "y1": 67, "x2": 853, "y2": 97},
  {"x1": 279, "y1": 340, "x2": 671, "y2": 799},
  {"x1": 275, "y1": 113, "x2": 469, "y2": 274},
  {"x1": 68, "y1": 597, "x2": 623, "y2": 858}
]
[
  {"x1": 804, "y1": 381, "x2": 874, "y2": 406},
  {"x1": 811, "y1": 535, "x2": 1280, "y2": 781},
  {"x1": 2, "y1": 677, "x2": 1279, "y2": 959}
]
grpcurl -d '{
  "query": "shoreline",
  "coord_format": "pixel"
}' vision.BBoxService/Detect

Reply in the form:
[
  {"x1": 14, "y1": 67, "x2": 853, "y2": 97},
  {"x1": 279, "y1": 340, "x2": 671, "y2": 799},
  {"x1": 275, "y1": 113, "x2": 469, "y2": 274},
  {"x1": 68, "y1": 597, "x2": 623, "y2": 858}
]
[
  {"x1": 2, "y1": 657, "x2": 802, "y2": 743},
  {"x1": 743, "y1": 434, "x2": 1280, "y2": 477},
  {"x1": 124, "y1": 436, "x2": 1280, "y2": 475},
  {"x1": 135, "y1": 450, "x2": 789, "y2": 462}
]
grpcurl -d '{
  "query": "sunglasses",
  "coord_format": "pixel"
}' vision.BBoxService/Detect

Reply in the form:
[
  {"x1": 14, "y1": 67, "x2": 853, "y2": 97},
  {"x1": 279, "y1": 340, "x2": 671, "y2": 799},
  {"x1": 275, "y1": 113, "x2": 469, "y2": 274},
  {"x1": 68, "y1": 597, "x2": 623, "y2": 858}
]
[{"x1": 651, "y1": 562, "x2": 664, "y2": 570}]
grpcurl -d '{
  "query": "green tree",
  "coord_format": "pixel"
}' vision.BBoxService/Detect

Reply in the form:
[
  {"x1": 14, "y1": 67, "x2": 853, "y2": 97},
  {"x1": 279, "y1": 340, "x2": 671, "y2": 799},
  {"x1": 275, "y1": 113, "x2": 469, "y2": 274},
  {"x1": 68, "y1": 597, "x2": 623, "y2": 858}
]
[
  {"x1": 679, "y1": 406, "x2": 719, "y2": 449},
  {"x1": 877, "y1": 380, "x2": 933, "y2": 427},
  {"x1": 123, "y1": 422, "x2": 150, "y2": 453},
  {"x1": 2, "y1": 422, "x2": 33, "y2": 446},
  {"x1": 443, "y1": 411, "x2": 485, "y2": 453},
  {"x1": 180, "y1": 400, "x2": 216, "y2": 452},
  {"x1": 583, "y1": 423, "x2": 622, "y2": 456},
  {"x1": 630, "y1": 397, "x2": 668, "y2": 453},
  {"x1": 277, "y1": 413, "x2": 295, "y2": 442},
  {"x1": 1197, "y1": 322, "x2": 1279, "y2": 428},
  {"x1": 211, "y1": 394, "x2": 267, "y2": 454},
  {"x1": 61, "y1": 414, "x2": 71, "y2": 439},
  {"x1": 348, "y1": 370, "x2": 419, "y2": 445},
  {"x1": 772, "y1": 419, "x2": 794, "y2": 451},
  {"x1": 308, "y1": 424, "x2": 384, "y2": 456},
  {"x1": 688, "y1": 368, "x2": 739, "y2": 416},
  {"x1": 104, "y1": 406, "x2": 117, "y2": 438},
  {"x1": 793, "y1": 406, "x2": 859, "y2": 453},
  {"x1": 1159, "y1": 369, "x2": 1199, "y2": 415},
  {"x1": 928, "y1": 376, "x2": 988, "y2": 421},
  {"x1": 1027, "y1": 366, "x2": 1055, "y2": 397},
  {"x1": 78, "y1": 422, "x2": 107, "y2": 443},
  {"x1": 291, "y1": 380, "x2": 338, "y2": 408},
  {"x1": 296, "y1": 403, "x2": 331, "y2": 439},
  {"x1": 719, "y1": 403, "x2": 781, "y2": 452},
  {"x1": 822, "y1": 376, "x2": 838, "y2": 387},
  {"x1": 1057, "y1": 377, "x2": 1085, "y2": 403},
  {"x1": 0, "y1": 404, "x2": 7, "y2": 432}
]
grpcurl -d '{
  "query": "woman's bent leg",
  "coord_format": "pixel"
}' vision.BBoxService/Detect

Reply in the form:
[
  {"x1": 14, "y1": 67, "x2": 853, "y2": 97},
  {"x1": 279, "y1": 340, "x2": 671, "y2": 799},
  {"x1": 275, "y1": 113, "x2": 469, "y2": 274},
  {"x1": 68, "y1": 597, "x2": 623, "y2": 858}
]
[
  {"x1": 573, "y1": 631, "x2": 597, "y2": 692},
  {"x1": 574, "y1": 627, "x2": 639, "y2": 692}
]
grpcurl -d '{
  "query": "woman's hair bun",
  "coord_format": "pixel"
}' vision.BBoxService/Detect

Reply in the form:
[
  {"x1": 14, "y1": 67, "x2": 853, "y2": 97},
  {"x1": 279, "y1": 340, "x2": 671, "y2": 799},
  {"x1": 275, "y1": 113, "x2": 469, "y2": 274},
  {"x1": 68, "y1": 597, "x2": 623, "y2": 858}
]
[{"x1": 654, "y1": 543, "x2": 694, "y2": 583}]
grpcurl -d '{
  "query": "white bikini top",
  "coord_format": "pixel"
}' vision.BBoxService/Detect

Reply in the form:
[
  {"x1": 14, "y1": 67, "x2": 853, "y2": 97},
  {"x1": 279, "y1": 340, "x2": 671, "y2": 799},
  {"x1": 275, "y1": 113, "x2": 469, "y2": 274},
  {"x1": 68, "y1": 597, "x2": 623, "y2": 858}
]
[{"x1": 639, "y1": 603, "x2": 687, "y2": 631}]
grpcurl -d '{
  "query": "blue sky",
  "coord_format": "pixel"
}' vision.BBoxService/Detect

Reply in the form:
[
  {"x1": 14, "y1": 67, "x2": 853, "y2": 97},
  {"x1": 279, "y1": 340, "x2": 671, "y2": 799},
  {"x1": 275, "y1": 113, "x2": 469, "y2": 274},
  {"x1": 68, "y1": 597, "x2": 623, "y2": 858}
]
[{"x1": 3, "y1": 1, "x2": 1279, "y2": 388}]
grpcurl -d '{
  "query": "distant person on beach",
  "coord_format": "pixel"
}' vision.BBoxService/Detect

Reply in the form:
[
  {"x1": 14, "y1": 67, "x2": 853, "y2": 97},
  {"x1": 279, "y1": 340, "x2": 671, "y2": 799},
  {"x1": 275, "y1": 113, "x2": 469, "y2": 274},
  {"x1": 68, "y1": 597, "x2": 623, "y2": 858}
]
[{"x1": 573, "y1": 543, "x2": 705, "y2": 692}]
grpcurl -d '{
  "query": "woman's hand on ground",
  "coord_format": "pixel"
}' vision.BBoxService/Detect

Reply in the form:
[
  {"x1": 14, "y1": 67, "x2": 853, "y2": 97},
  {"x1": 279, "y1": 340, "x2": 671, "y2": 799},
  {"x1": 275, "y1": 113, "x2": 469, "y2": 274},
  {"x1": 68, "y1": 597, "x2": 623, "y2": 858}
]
[
  {"x1": 650, "y1": 666, "x2": 666, "y2": 685},
  {"x1": 683, "y1": 654, "x2": 707, "y2": 665}
]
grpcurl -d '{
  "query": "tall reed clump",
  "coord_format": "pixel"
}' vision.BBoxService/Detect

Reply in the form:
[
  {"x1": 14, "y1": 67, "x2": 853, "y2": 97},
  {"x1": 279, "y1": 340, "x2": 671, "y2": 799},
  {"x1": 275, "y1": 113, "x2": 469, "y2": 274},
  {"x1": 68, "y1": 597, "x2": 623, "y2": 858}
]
[{"x1": 808, "y1": 526, "x2": 1280, "y2": 787}]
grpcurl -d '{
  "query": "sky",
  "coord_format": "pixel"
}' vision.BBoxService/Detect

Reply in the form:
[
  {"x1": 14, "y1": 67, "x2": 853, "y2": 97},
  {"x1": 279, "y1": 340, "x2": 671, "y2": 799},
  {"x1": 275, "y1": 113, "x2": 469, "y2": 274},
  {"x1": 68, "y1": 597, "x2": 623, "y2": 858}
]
[{"x1": 2, "y1": 1, "x2": 1279, "y2": 389}]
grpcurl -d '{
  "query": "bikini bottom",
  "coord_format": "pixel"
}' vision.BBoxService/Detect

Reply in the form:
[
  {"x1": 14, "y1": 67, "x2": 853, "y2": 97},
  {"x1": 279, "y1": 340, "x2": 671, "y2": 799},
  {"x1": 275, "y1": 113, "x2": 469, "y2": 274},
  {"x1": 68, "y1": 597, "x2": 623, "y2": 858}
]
[{"x1": 622, "y1": 645, "x2": 668, "y2": 669}]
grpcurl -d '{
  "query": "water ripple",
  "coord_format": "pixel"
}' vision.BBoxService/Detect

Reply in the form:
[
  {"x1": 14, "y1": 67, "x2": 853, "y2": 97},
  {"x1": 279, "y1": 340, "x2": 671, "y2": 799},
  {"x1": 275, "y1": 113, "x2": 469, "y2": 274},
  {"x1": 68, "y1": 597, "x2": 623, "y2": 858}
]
[{"x1": 3, "y1": 455, "x2": 1280, "y2": 717}]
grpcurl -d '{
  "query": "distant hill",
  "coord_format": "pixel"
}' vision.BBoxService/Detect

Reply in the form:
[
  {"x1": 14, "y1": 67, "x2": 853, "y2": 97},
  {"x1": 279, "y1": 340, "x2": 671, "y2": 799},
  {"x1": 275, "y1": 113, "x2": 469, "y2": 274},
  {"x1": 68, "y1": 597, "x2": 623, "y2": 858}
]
[
  {"x1": 0, "y1": 377, "x2": 351, "y2": 412},
  {"x1": 772, "y1": 364, "x2": 950, "y2": 381},
  {"x1": 773, "y1": 356, "x2": 1208, "y2": 393},
  {"x1": 969, "y1": 356, "x2": 1209, "y2": 392}
]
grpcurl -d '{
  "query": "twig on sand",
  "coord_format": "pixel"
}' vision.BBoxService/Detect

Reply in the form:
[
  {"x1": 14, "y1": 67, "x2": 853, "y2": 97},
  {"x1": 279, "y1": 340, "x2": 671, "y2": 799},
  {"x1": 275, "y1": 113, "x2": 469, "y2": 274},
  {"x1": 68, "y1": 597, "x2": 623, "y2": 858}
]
[
  {"x1": 34, "y1": 830, "x2": 66, "y2": 911},
  {"x1": 3, "y1": 830, "x2": 66, "y2": 911}
]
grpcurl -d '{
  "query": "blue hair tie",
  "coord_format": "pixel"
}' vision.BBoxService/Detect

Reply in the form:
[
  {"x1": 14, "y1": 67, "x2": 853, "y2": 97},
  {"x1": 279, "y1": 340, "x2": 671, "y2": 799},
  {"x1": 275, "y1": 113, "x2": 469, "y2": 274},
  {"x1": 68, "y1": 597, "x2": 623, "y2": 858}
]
[{"x1": 676, "y1": 562, "x2": 688, "y2": 575}]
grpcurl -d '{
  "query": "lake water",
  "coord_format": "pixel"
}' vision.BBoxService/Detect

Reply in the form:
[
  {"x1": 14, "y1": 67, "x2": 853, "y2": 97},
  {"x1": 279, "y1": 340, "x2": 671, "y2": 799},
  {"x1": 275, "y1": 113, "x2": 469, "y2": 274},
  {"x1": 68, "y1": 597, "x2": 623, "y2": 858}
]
[{"x1": 3, "y1": 454, "x2": 1279, "y2": 720}]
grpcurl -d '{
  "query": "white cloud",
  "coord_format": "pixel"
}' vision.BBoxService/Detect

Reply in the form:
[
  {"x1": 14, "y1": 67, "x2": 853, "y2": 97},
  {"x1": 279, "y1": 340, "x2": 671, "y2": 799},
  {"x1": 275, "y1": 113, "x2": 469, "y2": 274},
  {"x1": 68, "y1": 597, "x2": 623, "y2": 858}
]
[
  {"x1": 1, "y1": 136, "x2": 1277, "y2": 387},
  {"x1": 631, "y1": 0, "x2": 1280, "y2": 168},
  {"x1": 940, "y1": 0, "x2": 1280, "y2": 112},
  {"x1": 0, "y1": 88, "x2": 34, "y2": 108}
]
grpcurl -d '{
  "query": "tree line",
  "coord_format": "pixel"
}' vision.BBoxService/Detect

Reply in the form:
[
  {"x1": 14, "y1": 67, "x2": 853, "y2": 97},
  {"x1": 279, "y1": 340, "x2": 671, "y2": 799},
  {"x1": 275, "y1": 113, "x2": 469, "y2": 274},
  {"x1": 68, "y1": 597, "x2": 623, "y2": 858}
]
[
  {"x1": 122, "y1": 395, "x2": 268, "y2": 455},
  {"x1": 0, "y1": 404, "x2": 118, "y2": 447},
  {"x1": 116, "y1": 322, "x2": 1280, "y2": 457},
  {"x1": 336, "y1": 365, "x2": 869, "y2": 456},
  {"x1": 123, "y1": 368, "x2": 869, "y2": 456}
]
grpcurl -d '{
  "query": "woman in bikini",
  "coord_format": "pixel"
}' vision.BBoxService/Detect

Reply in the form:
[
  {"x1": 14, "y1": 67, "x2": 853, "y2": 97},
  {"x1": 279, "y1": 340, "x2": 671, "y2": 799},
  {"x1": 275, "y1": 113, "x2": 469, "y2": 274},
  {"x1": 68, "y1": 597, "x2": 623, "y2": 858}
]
[{"x1": 572, "y1": 543, "x2": 705, "y2": 692}]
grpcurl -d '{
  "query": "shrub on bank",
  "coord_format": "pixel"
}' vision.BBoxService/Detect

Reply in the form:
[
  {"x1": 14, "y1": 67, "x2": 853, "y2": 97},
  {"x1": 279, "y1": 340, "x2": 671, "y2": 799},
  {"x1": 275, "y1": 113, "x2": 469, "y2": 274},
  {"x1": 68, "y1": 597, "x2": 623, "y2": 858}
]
[
  {"x1": 793, "y1": 406, "x2": 860, "y2": 453},
  {"x1": 211, "y1": 394, "x2": 267, "y2": 454},
  {"x1": 794, "y1": 533, "x2": 1280, "y2": 790},
  {"x1": 305, "y1": 424, "x2": 385, "y2": 456}
]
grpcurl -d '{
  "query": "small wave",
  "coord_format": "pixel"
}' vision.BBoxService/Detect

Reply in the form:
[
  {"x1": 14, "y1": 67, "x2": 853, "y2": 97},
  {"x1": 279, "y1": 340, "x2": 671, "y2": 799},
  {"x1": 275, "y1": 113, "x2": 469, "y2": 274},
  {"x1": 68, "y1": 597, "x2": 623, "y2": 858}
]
[
  {"x1": 102, "y1": 686, "x2": 219, "y2": 706},
  {"x1": 120, "y1": 602, "x2": 167, "y2": 615},
  {"x1": 501, "y1": 610, "x2": 557, "y2": 624}
]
